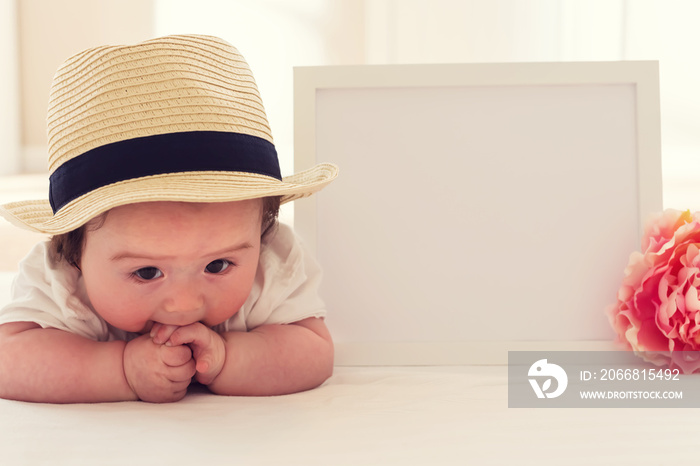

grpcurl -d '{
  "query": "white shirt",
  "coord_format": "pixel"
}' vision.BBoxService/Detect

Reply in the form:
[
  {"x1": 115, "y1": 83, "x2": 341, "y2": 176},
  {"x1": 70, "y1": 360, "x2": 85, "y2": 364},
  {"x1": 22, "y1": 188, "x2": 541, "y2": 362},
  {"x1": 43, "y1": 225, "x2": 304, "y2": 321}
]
[{"x1": 0, "y1": 223, "x2": 326, "y2": 341}]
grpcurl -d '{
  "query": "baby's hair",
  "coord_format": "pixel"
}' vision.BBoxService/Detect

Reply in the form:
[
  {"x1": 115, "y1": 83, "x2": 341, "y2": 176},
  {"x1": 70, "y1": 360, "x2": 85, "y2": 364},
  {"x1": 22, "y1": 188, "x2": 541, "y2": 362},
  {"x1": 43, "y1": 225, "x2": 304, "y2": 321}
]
[
  {"x1": 260, "y1": 195, "x2": 282, "y2": 239},
  {"x1": 50, "y1": 196, "x2": 281, "y2": 268}
]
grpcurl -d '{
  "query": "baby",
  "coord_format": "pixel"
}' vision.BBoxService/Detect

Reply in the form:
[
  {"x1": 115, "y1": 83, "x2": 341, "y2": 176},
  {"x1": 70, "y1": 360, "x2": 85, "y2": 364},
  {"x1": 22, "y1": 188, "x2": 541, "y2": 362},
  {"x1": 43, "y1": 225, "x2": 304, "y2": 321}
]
[{"x1": 0, "y1": 35, "x2": 338, "y2": 403}]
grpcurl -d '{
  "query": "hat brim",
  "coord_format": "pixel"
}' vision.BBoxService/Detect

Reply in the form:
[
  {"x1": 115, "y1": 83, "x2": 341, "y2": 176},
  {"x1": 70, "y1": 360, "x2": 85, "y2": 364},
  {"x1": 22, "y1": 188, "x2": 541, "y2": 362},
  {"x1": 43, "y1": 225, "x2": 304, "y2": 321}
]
[{"x1": 0, "y1": 163, "x2": 338, "y2": 235}]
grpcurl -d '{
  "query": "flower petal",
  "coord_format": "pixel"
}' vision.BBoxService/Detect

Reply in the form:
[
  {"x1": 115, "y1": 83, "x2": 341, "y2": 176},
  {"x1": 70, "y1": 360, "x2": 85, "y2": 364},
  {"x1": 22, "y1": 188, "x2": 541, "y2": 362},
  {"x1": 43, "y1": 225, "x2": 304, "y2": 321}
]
[{"x1": 686, "y1": 285, "x2": 700, "y2": 313}]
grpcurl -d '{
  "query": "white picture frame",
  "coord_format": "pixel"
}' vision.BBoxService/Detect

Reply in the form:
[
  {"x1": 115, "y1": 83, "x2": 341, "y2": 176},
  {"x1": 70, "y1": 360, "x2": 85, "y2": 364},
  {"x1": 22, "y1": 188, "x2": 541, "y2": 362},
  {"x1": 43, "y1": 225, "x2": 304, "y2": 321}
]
[{"x1": 293, "y1": 62, "x2": 662, "y2": 365}]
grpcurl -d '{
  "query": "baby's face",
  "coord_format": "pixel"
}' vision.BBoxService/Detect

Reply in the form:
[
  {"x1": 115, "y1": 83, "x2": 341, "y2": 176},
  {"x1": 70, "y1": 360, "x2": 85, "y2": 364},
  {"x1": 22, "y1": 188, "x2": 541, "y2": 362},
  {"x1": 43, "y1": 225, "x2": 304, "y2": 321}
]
[{"x1": 80, "y1": 200, "x2": 263, "y2": 333}]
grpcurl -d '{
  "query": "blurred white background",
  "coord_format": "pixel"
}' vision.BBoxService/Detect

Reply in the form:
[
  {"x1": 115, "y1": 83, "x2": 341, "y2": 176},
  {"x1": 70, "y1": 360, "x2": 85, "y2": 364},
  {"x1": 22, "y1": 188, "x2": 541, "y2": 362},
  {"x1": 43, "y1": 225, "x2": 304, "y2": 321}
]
[{"x1": 0, "y1": 0, "x2": 698, "y2": 207}]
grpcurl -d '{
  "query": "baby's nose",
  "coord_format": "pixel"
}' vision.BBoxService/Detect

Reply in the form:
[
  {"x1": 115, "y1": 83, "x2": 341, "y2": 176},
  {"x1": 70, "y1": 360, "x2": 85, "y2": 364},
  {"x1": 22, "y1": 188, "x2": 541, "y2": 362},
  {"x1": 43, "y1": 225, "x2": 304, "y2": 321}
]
[{"x1": 162, "y1": 282, "x2": 205, "y2": 316}]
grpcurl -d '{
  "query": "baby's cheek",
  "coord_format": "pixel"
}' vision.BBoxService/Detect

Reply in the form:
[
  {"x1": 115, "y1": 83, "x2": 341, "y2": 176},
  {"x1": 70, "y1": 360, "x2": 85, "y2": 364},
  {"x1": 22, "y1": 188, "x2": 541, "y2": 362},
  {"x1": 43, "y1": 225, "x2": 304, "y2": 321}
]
[
  {"x1": 203, "y1": 299, "x2": 244, "y2": 327},
  {"x1": 202, "y1": 262, "x2": 258, "y2": 326},
  {"x1": 203, "y1": 287, "x2": 251, "y2": 327},
  {"x1": 95, "y1": 305, "x2": 142, "y2": 332},
  {"x1": 88, "y1": 288, "x2": 152, "y2": 333}
]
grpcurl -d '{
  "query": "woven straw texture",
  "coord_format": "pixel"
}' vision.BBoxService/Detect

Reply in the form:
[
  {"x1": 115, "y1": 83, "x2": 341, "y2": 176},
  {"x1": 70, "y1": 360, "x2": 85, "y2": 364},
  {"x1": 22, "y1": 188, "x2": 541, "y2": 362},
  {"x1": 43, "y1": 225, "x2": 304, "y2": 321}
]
[{"x1": 47, "y1": 35, "x2": 272, "y2": 173}]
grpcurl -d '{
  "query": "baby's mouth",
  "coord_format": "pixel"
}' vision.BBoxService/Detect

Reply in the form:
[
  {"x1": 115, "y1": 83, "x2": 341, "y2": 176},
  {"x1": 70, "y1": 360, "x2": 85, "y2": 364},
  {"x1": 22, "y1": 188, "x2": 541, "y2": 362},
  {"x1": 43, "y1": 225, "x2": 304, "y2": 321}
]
[{"x1": 140, "y1": 321, "x2": 156, "y2": 335}]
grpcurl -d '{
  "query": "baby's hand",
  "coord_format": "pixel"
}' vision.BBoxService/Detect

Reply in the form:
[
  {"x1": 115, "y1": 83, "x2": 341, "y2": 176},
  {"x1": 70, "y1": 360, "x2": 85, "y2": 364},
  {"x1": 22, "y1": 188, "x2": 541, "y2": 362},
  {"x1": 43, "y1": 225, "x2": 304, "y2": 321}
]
[
  {"x1": 123, "y1": 333, "x2": 196, "y2": 403},
  {"x1": 151, "y1": 322, "x2": 225, "y2": 386}
]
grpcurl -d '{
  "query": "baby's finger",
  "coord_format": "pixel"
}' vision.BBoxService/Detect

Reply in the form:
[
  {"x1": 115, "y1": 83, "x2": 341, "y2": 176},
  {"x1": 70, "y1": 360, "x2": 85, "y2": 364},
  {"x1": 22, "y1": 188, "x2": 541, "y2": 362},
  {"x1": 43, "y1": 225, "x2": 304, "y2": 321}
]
[
  {"x1": 194, "y1": 361, "x2": 217, "y2": 385},
  {"x1": 160, "y1": 344, "x2": 193, "y2": 367},
  {"x1": 165, "y1": 323, "x2": 208, "y2": 348},
  {"x1": 167, "y1": 358, "x2": 197, "y2": 384},
  {"x1": 166, "y1": 323, "x2": 224, "y2": 384},
  {"x1": 151, "y1": 323, "x2": 180, "y2": 345},
  {"x1": 149, "y1": 322, "x2": 162, "y2": 338}
]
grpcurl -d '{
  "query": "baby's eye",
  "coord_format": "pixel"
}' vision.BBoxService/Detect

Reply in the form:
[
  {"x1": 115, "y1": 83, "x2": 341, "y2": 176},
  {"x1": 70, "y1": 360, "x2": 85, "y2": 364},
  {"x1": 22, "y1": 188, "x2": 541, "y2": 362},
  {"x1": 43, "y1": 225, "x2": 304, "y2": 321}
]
[
  {"x1": 205, "y1": 259, "x2": 232, "y2": 274},
  {"x1": 133, "y1": 267, "x2": 163, "y2": 281}
]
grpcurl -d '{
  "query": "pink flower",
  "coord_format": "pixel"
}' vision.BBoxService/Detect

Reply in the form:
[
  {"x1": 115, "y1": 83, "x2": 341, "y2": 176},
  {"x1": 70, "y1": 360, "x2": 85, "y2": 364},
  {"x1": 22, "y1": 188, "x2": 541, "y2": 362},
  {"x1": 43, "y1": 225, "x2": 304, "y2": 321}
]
[{"x1": 608, "y1": 209, "x2": 700, "y2": 372}]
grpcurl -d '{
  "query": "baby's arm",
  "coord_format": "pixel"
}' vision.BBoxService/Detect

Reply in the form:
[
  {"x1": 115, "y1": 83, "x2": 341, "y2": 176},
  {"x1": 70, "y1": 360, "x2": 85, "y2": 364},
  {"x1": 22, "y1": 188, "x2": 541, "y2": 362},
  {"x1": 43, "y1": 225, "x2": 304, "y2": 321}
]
[
  {"x1": 215, "y1": 317, "x2": 333, "y2": 395},
  {"x1": 0, "y1": 321, "x2": 136, "y2": 402},
  {"x1": 0, "y1": 321, "x2": 195, "y2": 403},
  {"x1": 154, "y1": 317, "x2": 334, "y2": 396},
  {"x1": 217, "y1": 317, "x2": 333, "y2": 395}
]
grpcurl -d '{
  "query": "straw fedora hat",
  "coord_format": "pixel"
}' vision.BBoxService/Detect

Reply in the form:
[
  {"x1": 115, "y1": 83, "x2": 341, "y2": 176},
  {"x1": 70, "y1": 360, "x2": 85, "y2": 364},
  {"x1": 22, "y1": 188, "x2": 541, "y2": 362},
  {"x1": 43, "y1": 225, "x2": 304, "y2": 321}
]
[{"x1": 0, "y1": 34, "x2": 338, "y2": 235}]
